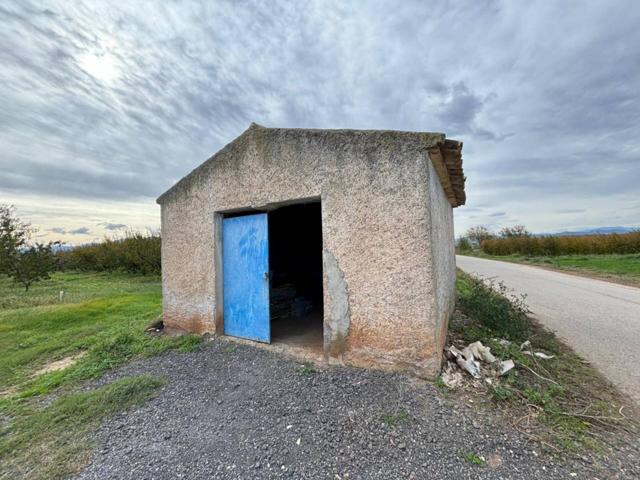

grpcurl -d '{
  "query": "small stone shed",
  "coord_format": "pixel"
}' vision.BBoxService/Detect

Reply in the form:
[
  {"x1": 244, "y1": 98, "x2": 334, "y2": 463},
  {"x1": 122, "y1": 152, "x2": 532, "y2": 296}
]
[{"x1": 157, "y1": 123, "x2": 465, "y2": 377}]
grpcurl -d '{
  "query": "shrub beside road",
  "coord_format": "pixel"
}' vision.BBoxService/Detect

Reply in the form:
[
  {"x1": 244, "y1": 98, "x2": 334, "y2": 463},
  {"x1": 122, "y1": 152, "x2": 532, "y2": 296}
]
[{"x1": 453, "y1": 271, "x2": 638, "y2": 453}]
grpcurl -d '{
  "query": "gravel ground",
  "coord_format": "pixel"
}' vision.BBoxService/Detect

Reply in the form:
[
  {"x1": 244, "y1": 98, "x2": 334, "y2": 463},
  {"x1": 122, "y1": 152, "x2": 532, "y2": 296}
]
[{"x1": 76, "y1": 338, "x2": 639, "y2": 479}]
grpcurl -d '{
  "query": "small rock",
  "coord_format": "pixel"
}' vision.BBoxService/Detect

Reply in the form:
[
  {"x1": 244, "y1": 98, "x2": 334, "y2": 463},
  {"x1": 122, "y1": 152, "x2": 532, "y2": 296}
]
[{"x1": 487, "y1": 453, "x2": 503, "y2": 469}]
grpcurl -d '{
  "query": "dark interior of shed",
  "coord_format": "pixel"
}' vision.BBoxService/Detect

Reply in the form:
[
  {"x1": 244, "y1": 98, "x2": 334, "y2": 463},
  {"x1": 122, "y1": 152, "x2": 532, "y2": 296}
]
[{"x1": 269, "y1": 202, "x2": 323, "y2": 352}]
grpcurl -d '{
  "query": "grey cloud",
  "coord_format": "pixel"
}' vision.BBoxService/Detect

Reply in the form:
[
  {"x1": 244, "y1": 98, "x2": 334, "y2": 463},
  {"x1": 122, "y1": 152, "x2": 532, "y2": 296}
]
[
  {"x1": 102, "y1": 223, "x2": 127, "y2": 230},
  {"x1": 47, "y1": 226, "x2": 89, "y2": 235},
  {"x1": 555, "y1": 209, "x2": 585, "y2": 214},
  {"x1": 437, "y1": 83, "x2": 487, "y2": 136},
  {"x1": 1, "y1": 1, "x2": 639, "y2": 235}
]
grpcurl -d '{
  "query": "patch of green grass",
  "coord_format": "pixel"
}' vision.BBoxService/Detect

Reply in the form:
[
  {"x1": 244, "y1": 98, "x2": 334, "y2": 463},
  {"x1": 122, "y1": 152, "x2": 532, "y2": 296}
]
[
  {"x1": 381, "y1": 409, "x2": 409, "y2": 426},
  {"x1": 522, "y1": 384, "x2": 565, "y2": 406},
  {"x1": 434, "y1": 377, "x2": 447, "y2": 390},
  {"x1": 0, "y1": 272, "x2": 199, "y2": 399},
  {"x1": 532, "y1": 253, "x2": 640, "y2": 275},
  {"x1": 296, "y1": 361, "x2": 316, "y2": 376},
  {"x1": 462, "y1": 451, "x2": 485, "y2": 466},
  {"x1": 0, "y1": 375, "x2": 165, "y2": 480},
  {"x1": 178, "y1": 335, "x2": 203, "y2": 353},
  {"x1": 491, "y1": 385, "x2": 515, "y2": 402},
  {"x1": 525, "y1": 254, "x2": 640, "y2": 282},
  {"x1": 0, "y1": 271, "x2": 160, "y2": 310},
  {"x1": 465, "y1": 253, "x2": 640, "y2": 286},
  {"x1": 0, "y1": 272, "x2": 203, "y2": 479}
]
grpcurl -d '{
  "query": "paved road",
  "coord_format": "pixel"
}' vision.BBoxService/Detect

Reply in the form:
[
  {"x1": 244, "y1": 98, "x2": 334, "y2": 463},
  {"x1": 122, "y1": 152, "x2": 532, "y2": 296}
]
[{"x1": 456, "y1": 255, "x2": 640, "y2": 404}]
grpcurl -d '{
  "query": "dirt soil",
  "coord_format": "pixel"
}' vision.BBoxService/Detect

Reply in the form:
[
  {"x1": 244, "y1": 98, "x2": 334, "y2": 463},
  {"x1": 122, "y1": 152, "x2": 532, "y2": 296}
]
[
  {"x1": 75, "y1": 338, "x2": 640, "y2": 479},
  {"x1": 31, "y1": 352, "x2": 86, "y2": 377}
]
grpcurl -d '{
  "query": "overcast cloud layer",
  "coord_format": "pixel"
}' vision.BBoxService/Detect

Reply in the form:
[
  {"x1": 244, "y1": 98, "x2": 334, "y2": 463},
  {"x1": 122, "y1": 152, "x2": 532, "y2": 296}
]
[{"x1": 1, "y1": 1, "x2": 639, "y2": 243}]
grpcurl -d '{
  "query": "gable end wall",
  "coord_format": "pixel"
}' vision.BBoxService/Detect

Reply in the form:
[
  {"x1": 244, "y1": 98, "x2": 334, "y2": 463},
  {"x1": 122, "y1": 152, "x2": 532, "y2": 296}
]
[{"x1": 160, "y1": 127, "x2": 456, "y2": 377}]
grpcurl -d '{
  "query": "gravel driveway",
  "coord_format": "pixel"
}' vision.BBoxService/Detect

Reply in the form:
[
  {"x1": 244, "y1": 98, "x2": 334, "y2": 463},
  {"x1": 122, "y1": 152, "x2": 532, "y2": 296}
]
[{"x1": 76, "y1": 338, "x2": 639, "y2": 479}]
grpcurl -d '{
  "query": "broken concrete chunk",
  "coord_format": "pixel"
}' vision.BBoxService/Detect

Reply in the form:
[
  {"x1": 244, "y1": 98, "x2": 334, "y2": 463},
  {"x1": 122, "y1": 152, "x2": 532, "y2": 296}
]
[
  {"x1": 468, "y1": 341, "x2": 497, "y2": 364},
  {"x1": 456, "y1": 356, "x2": 481, "y2": 378},
  {"x1": 499, "y1": 360, "x2": 515, "y2": 375},
  {"x1": 533, "y1": 352, "x2": 555, "y2": 359},
  {"x1": 461, "y1": 346, "x2": 475, "y2": 361},
  {"x1": 520, "y1": 340, "x2": 554, "y2": 359},
  {"x1": 441, "y1": 363, "x2": 464, "y2": 388},
  {"x1": 444, "y1": 340, "x2": 518, "y2": 380},
  {"x1": 442, "y1": 372, "x2": 463, "y2": 388},
  {"x1": 447, "y1": 345, "x2": 463, "y2": 359}
]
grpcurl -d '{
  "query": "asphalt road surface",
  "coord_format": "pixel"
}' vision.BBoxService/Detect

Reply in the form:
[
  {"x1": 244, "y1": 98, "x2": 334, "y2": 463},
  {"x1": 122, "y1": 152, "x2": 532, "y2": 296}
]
[{"x1": 456, "y1": 255, "x2": 640, "y2": 404}]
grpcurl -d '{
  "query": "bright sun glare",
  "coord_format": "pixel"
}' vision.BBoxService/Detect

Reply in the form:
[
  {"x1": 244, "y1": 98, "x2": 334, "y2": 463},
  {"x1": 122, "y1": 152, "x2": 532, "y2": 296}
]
[{"x1": 78, "y1": 52, "x2": 120, "y2": 83}]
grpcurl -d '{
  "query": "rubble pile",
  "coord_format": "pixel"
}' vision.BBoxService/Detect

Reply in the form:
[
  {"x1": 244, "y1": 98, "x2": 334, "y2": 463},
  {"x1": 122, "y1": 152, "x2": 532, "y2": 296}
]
[{"x1": 441, "y1": 339, "x2": 554, "y2": 388}]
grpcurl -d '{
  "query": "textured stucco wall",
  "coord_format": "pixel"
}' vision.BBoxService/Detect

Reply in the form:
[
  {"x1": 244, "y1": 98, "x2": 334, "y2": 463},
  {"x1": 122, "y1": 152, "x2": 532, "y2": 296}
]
[
  {"x1": 426, "y1": 159, "x2": 457, "y2": 362},
  {"x1": 159, "y1": 124, "x2": 457, "y2": 377}
]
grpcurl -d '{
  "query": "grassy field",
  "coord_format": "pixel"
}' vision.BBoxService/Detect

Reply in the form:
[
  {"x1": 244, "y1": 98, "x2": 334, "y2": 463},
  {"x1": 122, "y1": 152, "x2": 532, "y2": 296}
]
[
  {"x1": 464, "y1": 252, "x2": 640, "y2": 286},
  {"x1": 0, "y1": 272, "x2": 201, "y2": 480}
]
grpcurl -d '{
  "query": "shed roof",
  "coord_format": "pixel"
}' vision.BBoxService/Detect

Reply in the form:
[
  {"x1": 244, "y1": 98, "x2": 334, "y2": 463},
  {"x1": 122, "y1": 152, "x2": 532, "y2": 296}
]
[{"x1": 157, "y1": 123, "x2": 465, "y2": 207}]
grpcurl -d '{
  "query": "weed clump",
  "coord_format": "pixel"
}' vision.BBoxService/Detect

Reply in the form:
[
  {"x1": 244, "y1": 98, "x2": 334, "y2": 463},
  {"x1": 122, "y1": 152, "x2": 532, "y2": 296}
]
[
  {"x1": 457, "y1": 275, "x2": 530, "y2": 341},
  {"x1": 490, "y1": 385, "x2": 515, "y2": 402},
  {"x1": 381, "y1": 409, "x2": 409, "y2": 426},
  {"x1": 296, "y1": 362, "x2": 315, "y2": 376},
  {"x1": 462, "y1": 451, "x2": 485, "y2": 466}
]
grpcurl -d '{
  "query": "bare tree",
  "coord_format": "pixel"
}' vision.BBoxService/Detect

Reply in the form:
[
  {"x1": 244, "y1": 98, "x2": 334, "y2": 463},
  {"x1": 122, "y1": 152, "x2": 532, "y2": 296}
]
[
  {"x1": 499, "y1": 225, "x2": 531, "y2": 238},
  {"x1": 465, "y1": 225, "x2": 495, "y2": 246}
]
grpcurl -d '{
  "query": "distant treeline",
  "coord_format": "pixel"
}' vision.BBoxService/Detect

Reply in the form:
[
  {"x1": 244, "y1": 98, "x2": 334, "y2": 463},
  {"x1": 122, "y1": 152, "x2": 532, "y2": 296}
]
[
  {"x1": 481, "y1": 231, "x2": 640, "y2": 256},
  {"x1": 57, "y1": 231, "x2": 161, "y2": 275}
]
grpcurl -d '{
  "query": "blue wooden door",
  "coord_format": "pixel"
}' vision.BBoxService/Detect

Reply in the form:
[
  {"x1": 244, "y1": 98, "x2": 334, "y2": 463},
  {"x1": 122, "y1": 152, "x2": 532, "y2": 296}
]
[{"x1": 222, "y1": 213, "x2": 270, "y2": 342}]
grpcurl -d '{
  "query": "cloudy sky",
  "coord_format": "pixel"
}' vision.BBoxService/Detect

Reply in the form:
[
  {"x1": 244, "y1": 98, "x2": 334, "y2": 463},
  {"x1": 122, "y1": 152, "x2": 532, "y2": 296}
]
[{"x1": 1, "y1": 1, "x2": 639, "y2": 244}]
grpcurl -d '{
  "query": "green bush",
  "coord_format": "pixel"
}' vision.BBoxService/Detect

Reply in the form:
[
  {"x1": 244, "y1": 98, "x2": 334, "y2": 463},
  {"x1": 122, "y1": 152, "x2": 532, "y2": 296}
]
[
  {"x1": 481, "y1": 231, "x2": 640, "y2": 256},
  {"x1": 456, "y1": 237, "x2": 472, "y2": 253},
  {"x1": 58, "y1": 231, "x2": 160, "y2": 275},
  {"x1": 457, "y1": 274, "x2": 531, "y2": 341}
]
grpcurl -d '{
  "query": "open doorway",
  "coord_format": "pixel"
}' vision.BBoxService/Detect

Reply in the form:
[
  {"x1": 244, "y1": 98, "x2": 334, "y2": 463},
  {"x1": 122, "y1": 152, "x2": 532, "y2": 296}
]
[{"x1": 268, "y1": 202, "x2": 323, "y2": 354}]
